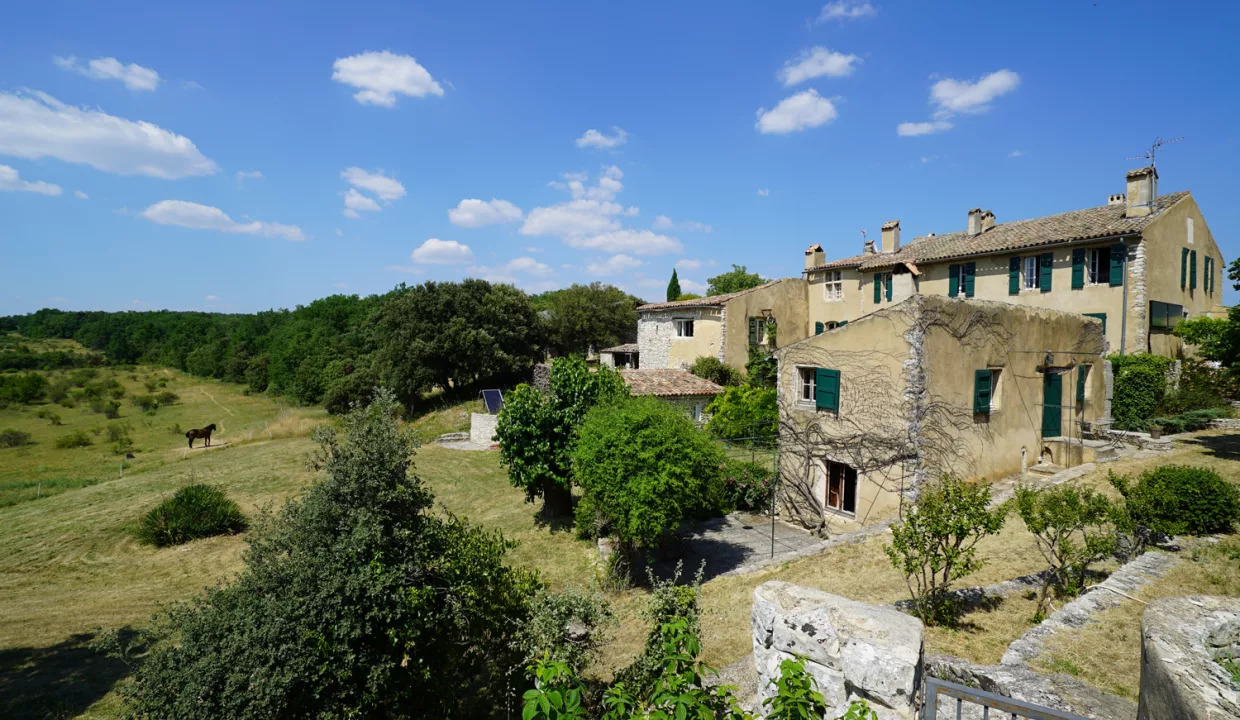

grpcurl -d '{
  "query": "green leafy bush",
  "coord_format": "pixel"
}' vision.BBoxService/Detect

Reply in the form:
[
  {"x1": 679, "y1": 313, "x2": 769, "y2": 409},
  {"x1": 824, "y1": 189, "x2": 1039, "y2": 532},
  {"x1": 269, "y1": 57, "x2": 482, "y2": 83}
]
[
  {"x1": 0, "y1": 428, "x2": 33, "y2": 448},
  {"x1": 35, "y1": 407, "x2": 62, "y2": 425},
  {"x1": 1111, "y1": 354, "x2": 1173, "y2": 430},
  {"x1": 613, "y1": 565, "x2": 704, "y2": 697},
  {"x1": 134, "y1": 484, "x2": 246, "y2": 547},
  {"x1": 1148, "y1": 408, "x2": 1231, "y2": 434},
  {"x1": 1015, "y1": 484, "x2": 1116, "y2": 618},
  {"x1": 1110, "y1": 465, "x2": 1240, "y2": 537},
  {"x1": 156, "y1": 390, "x2": 180, "y2": 406},
  {"x1": 0, "y1": 372, "x2": 48, "y2": 404},
  {"x1": 763, "y1": 656, "x2": 828, "y2": 720},
  {"x1": 572, "y1": 397, "x2": 727, "y2": 551},
  {"x1": 54, "y1": 430, "x2": 93, "y2": 449},
  {"x1": 90, "y1": 398, "x2": 121, "y2": 418},
  {"x1": 131, "y1": 394, "x2": 160, "y2": 413},
  {"x1": 47, "y1": 378, "x2": 72, "y2": 403},
  {"x1": 885, "y1": 476, "x2": 1008, "y2": 626},
  {"x1": 720, "y1": 458, "x2": 774, "y2": 512},
  {"x1": 744, "y1": 345, "x2": 777, "y2": 389},
  {"x1": 107, "y1": 423, "x2": 134, "y2": 454},
  {"x1": 705, "y1": 385, "x2": 777, "y2": 440},
  {"x1": 520, "y1": 586, "x2": 614, "y2": 674},
  {"x1": 688, "y1": 356, "x2": 741, "y2": 387},
  {"x1": 123, "y1": 390, "x2": 541, "y2": 718}
]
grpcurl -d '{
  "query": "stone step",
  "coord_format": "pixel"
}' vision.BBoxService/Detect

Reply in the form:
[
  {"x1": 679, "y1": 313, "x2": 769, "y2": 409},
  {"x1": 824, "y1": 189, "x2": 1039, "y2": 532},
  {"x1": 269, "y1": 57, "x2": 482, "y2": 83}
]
[{"x1": 1028, "y1": 463, "x2": 1065, "y2": 476}]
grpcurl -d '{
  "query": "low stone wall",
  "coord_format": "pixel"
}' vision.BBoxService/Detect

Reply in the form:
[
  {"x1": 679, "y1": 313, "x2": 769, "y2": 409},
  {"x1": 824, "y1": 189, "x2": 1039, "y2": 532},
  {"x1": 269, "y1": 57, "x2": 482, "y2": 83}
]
[
  {"x1": 1137, "y1": 595, "x2": 1240, "y2": 720},
  {"x1": 469, "y1": 413, "x2": 498, "y2": 445},
  {"x1": 1209, "y1": 418, "x2": 1240, "y2": 430}
]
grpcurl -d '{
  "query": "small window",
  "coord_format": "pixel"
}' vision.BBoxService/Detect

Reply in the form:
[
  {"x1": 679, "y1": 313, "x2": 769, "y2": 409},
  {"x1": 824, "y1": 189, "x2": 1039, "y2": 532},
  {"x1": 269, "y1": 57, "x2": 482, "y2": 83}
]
[
  {"x1": 1023, "y1": 256, "x2": 1039, "y2": 290},
  {"x1": 1088, "y1": 248, "x2": 1111, "y2": 285},
  {"x1": 823, "y1": 270, "x2": 843, "y2": 302},
  {"x1": 799, "y1": 367, "x2": 817, "y2": 403},
  {"x1": 692, "y1": 403, "x2": 704, "y2": 422},
  {"x1": 675, "y1": 319, "x2": 694, "y2": 338},
  {"x1": 825, "y1": 321, "x2": 839, "y2": 331},
  {"x1": 825, "y1": 461, "x2": 858, "y2": 515},
  {"x1": 1187, "y1": 217, "x2": 1194, "y2": 245}
]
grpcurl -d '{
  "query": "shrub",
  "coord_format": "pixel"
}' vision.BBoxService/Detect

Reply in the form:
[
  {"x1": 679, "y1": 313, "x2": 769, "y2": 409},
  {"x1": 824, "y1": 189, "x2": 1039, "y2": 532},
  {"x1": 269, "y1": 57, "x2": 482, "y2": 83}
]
[
  {"x1": 1110, "y1": 465, "x2": 1240, "y2": 537},
  {"x1": 1148, "y1": 407, "x2": 1231, "y2": 434},
  {"x1": 106, "y1": 423, "x2": 133, "y2": 454},
  {"x1": 719, "y1": 458, "x2": 775, "y2": 512},
  {"x1": 131, "y1": 394, "x2": 160, "y2": 413},
  {"x1": 612, "y1": 565, "x2": 704, "y2": 700},
  {"x1": 688, "y1": 356, "x2": 741, "y2": 387},
  {"x1": 57, "y1": 395, "x2": 76, "y2": 409},
  {"x1": 744, "y1": 345, "x2": 777, "y2": 389},
  {"x1": 763, "y1": 656, "x2": 828, "y2": 720},
  {"x1": 143, "y1": 378, "x2": 159, "y2": 393},
  {"x1": 90, "y1": 398, "x2": 121, "y2": 418},
  {"x1": 572, "y1": 397, "x2": 727, "y2": 551},
  {"x1": 0, "y1": 428, "x2": 33, "y2": 448},
  {"x1": 47, "y1": 378, "x2": 72, "y2": 403},
  {"x1": 0, "y1": 372, "x2": 48, "y2": 404},
  {"x1": 520, "y1": 586, "x2": 614, "y2": 674},
  {"x1": 36, "y1": 407, "x2": 62, "y2": 425},
  {"x1": 705, "y1": 385, "x2": 777, "y2": 440},
  {"x1": 1015, "y1": 483, "x2": 1116, "y2": 618},
  {"x1": 1111, "y1": 354, "x2": 1173, "y2": 430},
  {"x1": 156, "y1": 390, "x2": 180, "y2": 406},
  {"x1": 55, "y1": 430, "x2": 93, "y2": 449},
  {"x1": 1156, "y1": 387, "x2": 1228, "y2": 416},
  {"x1": 123, "y1": 390, "x2": 541, "y2": 718},
  {"x1": 885, "y1": 476, "x2": 1008, "y2": 626},
  {"x1": 134, "y1": 484, "x2": 247, "y2": 547}
]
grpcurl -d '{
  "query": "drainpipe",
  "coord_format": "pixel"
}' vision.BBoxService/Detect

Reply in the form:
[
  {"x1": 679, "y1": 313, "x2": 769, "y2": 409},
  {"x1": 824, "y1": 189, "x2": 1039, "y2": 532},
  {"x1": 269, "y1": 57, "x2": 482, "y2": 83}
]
[{"x1": 1119, "y1": 240, "x2": 1129, "y2": 355}]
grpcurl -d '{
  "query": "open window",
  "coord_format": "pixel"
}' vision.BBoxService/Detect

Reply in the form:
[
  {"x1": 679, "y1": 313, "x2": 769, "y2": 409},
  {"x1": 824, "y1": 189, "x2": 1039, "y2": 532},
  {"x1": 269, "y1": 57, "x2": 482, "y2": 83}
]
[
  {"x1": 675, "y1": 319, "x2": 695, "y2": 338},
  {"x1": 824, "y1": 460, "x2": 858, "y2": 516}
]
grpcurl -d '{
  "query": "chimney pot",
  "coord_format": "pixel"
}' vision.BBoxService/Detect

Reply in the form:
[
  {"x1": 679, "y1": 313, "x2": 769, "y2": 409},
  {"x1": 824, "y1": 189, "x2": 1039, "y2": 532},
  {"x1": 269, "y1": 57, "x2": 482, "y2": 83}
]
[
  {"x1": 981, "y1": 210, "x2": 995, "y2": 232},
  {"x1": 1108, "y1": 193, "x2": 1126, "y2": 207},
  {"x1": 880, "y1": 220, "x2": 901, "y2": 253},
  {"x1": 1124, "y1": 166, "x2": 1158, "y2": 218},
  {"x1": 804, "y1": 243, "x2": 825, "y2": 270},
  {"x1": 967, "y1": 208, "x2": 983, "y2": 236}
]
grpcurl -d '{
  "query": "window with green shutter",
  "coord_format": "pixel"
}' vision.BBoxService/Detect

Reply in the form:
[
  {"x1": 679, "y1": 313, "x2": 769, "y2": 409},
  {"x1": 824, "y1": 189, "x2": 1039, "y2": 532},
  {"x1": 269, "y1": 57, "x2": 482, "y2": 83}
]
[
  {"x1": 1084, "y1": 312, "x2": 1106, "y2": 335},
  {"x1": 964, "y1": 262, "x2": 976, "y2": 297},
  {"x1": 885, "y1": 273, "x2": 893, "y2": 301},
  {"x1": 1039, "y1": 252, "x2": 1053, "y2": 292},
  {"x1": 1009, "y1": 257, "x2": 1020, "y2": 294},
  {"x1": 815, "y1": 321, "x2": 824, "y2": 335},
  {"x1": 1181, "y1": 247, "x2": 1189, "y2": 289},
  {"x1": 1076, "y1": 364, "x2": 1090, "y2": 410},
  {"x1": 815, "y1": 368, "x2": 840, "y2": 412},
  {"x1": 838, "y1": 320, "x2": 848, "y2": 326},
  {"x1": 949, "y1": 264, "x2": 960, "y2": 297},
  {"x1": 1190, "y1": 249, "x2": 1197, "y2": 289},
  {"x1": 1071, "y1": 248, "x2": 1086, "y2": 289},
  {"x1": 973, "y1": 369, "x2": 993, "y2": 415},
  {"x1": 873, "y1": 274, "x2": 882, "y2": 303},
  {"x1": 1108, "y1": 242, "x2": 1126, "y2": 286}
]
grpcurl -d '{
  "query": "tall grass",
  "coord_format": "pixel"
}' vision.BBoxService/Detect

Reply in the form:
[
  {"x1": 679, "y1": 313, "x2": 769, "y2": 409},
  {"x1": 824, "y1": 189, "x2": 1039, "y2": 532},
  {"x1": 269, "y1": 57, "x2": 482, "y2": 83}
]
[{"x1": 134, "y1": 484, "x2": 247, "y2": 547}]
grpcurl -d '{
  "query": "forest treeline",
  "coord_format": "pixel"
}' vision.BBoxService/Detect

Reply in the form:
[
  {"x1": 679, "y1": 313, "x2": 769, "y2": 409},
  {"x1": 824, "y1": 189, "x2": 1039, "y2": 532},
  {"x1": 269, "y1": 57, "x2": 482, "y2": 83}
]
[{"x1": 0, "y1": 281, "x2": 643, "y2": 413}]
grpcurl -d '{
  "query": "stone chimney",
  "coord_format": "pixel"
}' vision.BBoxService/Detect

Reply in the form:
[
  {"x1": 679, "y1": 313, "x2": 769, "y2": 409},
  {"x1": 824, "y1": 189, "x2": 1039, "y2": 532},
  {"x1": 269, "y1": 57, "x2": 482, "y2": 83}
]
[
  {"x1": 1108, "y1": 193, "x2": 1126, "y2": 207},
  {"x1": 805, "y1": 243, "x2": 825, "y2": 270},
  {"x1": 881, "y1": 220, "x2": 900, "y2": 253},
  {"x1": 1125, "y1": 166, "x2": 1158, "y2": 218},
  {"x1": 967, "y1": 208, "x2": 983, "y2": 236},
  {"x1": 981, "y1": 210, "x2": 995, "y2": 232}
]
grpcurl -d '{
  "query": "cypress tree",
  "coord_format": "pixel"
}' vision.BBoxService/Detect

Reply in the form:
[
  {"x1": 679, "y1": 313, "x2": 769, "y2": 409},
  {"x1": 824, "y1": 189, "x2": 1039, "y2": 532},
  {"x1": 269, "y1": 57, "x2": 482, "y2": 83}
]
[{"x1": 666, "y1": 269, "x2": 682, "y2": 301}]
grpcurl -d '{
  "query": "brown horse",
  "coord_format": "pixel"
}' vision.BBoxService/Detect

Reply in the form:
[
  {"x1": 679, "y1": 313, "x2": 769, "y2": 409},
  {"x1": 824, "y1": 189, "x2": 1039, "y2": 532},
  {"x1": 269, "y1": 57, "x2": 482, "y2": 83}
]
[{"x1": 186, "y1": 423, "x2": 217, "y2": 448}]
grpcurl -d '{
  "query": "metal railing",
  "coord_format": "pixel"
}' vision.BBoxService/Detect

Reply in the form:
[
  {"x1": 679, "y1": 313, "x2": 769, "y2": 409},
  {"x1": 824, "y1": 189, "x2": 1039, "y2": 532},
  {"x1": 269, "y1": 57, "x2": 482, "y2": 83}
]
[{"x1": 923, "y1": 678, "x2": 1090, "y2": 720}]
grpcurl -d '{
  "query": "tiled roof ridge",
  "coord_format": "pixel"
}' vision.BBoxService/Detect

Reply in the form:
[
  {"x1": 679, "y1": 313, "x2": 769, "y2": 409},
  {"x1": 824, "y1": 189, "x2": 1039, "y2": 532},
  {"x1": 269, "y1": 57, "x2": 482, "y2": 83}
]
[{"x1": 636, "y1": 278, "x2": 788, "y2": 311}]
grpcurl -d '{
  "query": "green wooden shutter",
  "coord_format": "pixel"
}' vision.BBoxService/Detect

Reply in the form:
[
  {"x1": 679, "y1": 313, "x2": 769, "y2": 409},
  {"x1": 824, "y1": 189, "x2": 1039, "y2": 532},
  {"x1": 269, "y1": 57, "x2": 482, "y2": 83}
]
[
  {"x1": 948, "y1": 265, "x2": 960, "y2": 297},
  {"x1": 964, "y1": 262, "x2": 976, "y2": 297},
  {"x1": 873, "y1": 274, "x2": 882, "y2": 303},
  {"x1": 1181, "y1": 247, "x2": 1189, "y2": 289},
  {"x1": 815, "y1": 321, "x2": 824, "y2": 335},
  {"x1": 838, "y1": 320, "x2": 848, "y2": 326},
  {"x1": 973, "y1": 369, "x2": 992, "y2": 415},
  {"x1": 1209, "y1": 256, "x2": 1215, "y2": 293},
  {"x1": 885, "y1": 273, "x2": 893, "y2": 301},
  {"x1": 815, "y1": 368, "x2": 840, "y2": 412},
  {"x1": 1071, "y1": 248, "x2": 1086, "y2": 289},
  {"x1": 1039, "y1": 253, "x2": 1053, "y2": 292},
  {"x1": 1190, "y1": 250, "x2": 1197, "y2": 289},
  {"x1": 1009, "y1": 257, "x2": 1020, "y2": 294},
  {"x1": 1109, "y1": 243, "x2": 1126, "y2": 286},
  {"x1": 1084, "y1": 312, "x2": 1107, "y2": 335}
]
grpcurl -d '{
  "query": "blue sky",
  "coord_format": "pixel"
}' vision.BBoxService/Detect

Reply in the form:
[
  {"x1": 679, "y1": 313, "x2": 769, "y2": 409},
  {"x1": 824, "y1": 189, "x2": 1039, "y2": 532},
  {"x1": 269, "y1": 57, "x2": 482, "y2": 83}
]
[{"x1": 2, "y1": 0, "x2": 1238, "y2": 314}]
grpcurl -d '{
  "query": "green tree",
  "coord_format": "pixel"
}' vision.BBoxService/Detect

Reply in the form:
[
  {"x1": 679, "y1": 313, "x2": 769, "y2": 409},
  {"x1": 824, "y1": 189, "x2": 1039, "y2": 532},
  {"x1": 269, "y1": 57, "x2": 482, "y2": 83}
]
[
  {"x1": 885, "y1": 476, "x2": 1008, "y2": 626},
  {"x1": 1175, "y1": 312, "x2": 1240, "y2": 369},
  {"x1": 688, "y1": 356, "x2": 741, "y2": 387},
  {"x1": 666, "y1": 269, "x2": 682, "y2": 302},
  {"x1": 705, "y1": 385, "x2": 777, "y2": 440},
  {"x1": 571, "y1": 397, "x2": 726, "y2": 551},
  {"x1": 1015, "y1": 483, "x2": 1116, "y2": 618},
  {"x1": 123, "y1": 389, "x2": 542, "y2": 718},
  {"x1": 495, "y1": 356, "x2": 629, "y2": 517},
  {"x1": 537, "y1": 283, "x2": 641, "y2": 357},
  {"x1": 706, "y1": 264, "x2": 766, "y2": 296}
]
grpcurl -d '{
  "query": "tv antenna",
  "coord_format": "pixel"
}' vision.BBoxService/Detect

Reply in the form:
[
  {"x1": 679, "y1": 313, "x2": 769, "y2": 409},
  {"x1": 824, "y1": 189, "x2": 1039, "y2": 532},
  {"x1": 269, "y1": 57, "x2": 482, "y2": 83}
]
[{"x1": 1126, "y1": 136, "x2": 1182, "y2": 168}]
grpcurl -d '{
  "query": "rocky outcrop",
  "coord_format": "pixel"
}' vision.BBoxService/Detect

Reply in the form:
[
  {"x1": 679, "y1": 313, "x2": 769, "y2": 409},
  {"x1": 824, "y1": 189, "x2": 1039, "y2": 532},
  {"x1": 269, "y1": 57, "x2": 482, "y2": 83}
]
[
  {"x1": 1137, "y1": 595, "x2": 1240, "y2": 720},
  {"x1": 752, "y1": 581, "x2": 923, "y2": 719}
]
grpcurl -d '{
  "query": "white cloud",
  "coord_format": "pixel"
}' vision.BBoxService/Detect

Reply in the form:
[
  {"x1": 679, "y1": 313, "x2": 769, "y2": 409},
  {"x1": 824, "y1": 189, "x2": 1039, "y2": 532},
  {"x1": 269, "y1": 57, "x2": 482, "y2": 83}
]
[
  {"x1": 470, "y1": 256, "x2": 555, "y2": 282},
  {"x1": 521, "y1": 198, "x2": 626, "y2": 237},
  {"x1": 334, "y1": 282, "x2": 349, "y2": 289},
  {"x1": 331, "y1": 50, "x2": 443, "y2": 107},
  {"x1": 411, "y1": 238, "x2": 473, "y2": 264},
  {"x1": 653, "y1": 214, "x2": 674, "y2": 230},
  {"x1": 779, "y1": 47, "x2": 860, "y2": 86},
  {"x1": 0, "y1": 90, "x2": 218, "y2": 179},
  {"x1": 340, "y1": 167, "x2": 405, "y2": 201},
  {"x1": 756, "y1": 188, "x2": 770, "y2": 197},
  {"x1": 676, "y1": 258, "x2": 705, "y2": 271},
  {"x1": 575, "y1": 127, "x2": 628, "y2": 149},
  {"x1": 342, "y1": 188, "x2": 381, "y2": 218},
  {"x1": 587, "y1": 254, "x2": 644, "y2": 276},
  {"x1": 930, "y1": 69, "x2": 1020, "y2": 114},
  {"x1": 653, "y1": 215, "x2": 711, "y2": 232},
  {"x1": 525, "y1": 246, "x2": 544, "y2": 253},
  {"x1": 205, "y1": 295, "x2": 218, "y2": 301},
  {"x1": 919, "y1": 156, "x2": 935, "y2": 164},
  {"x1": 896, "y1": 120, "x2": 953, "y2": 136},
  {"x1": 680, "y1": 279, "x2": 707, "y2": 294},
  {"x1": 0, "y1": 165, "x2": 62, "y2": 196},
  {"x1": 235, "y1": 170, "x2": 263, "y2": 185},
  {"x1": 566, "y1": 229, "x2": 682, "y2": 256},
  {"x1": 506, "y1": 256, "x2": 554, "y2": 276},
  {"x1": 1009, "y1": 150, "x2": 1025, "y2": 158},
  {"x1": 139, "y1": 200, "x2": 304, "y2": 241},
  {"x1": 756, "y1": 89, "x2": 838, "y2": 134},
  {"x1": 182, "y1": 80, "x2": 205, "y2": 91},
  {"x1": 74, "y1": 189, "x2": 88, "y2": 199},
  {"x1": 817, "y1": 1, "x2": 875, "y2": 22},
  {"x1": 54, "y1": 56, "x2": 160, "y2": 91},
  {"x1": 335, "y1": 228, "x2": 344, "y2": 237},
  {"x1": 448, "y1": 198, "x2": 523, "y2": 228}
]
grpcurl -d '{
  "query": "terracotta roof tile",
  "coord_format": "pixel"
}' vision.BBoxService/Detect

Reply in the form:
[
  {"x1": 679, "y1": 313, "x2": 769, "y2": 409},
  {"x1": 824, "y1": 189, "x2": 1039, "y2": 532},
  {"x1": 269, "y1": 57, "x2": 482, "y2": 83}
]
[{"x1": 620, "y1": 369, "x2": 723, "y2": 397}]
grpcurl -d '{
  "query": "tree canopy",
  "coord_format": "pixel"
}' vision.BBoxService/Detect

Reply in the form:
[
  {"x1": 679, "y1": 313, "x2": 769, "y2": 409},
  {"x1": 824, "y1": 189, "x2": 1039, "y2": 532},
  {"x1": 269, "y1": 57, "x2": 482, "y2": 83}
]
[
  {"x1": 666, "y1": 269, "x2": 681, "y2": 302},
  {"x1": 531, "y1": 283, "x2": 642, "y2": 357},
  {"x1": 706, "y1": 264, "x2": 766, "y2": 296}
]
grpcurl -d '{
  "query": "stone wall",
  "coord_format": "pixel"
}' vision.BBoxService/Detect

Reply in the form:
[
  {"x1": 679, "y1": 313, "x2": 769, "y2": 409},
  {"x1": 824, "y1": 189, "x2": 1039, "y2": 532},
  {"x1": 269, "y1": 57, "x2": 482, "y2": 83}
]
[
  {"x1": 531, "y1": 363, "x2": 551, "y2": 394},
  {"x1": 637, "y1": 313, "x2": 674, "y2": 369},
  {"x1": 1137, "y1": 595, "x2": 1240, "y2": 720},
  {"x1": 469, "y1": 412, "x2": 498, "y2": 445}
]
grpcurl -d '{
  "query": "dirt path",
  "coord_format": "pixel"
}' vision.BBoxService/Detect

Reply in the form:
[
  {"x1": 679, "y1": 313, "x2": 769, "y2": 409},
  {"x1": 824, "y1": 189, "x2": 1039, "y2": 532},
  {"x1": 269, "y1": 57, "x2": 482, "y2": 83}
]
[{"x1": 199, "y1": 386, "x2": 236, "y2": 417}]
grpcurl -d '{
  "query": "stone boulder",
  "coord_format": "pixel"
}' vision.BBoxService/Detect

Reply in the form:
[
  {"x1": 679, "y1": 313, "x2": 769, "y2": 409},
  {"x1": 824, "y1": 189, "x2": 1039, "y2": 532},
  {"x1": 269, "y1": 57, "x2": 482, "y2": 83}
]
[
  {"x1": 752, "y1": 581, "x2": 923, "y2": 719},
  {"x1": 1137, "y1": 595, "x2": 1240, "y2": 720}
]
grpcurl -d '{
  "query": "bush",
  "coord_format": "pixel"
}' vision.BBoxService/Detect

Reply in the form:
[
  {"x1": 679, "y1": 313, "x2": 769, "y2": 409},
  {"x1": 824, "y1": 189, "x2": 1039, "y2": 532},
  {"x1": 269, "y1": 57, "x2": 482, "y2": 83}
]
[
  {"x1": 131, "y1": 394, "x2": 160, "y2": 413},
  {"x1": 705, "y1": 385, "x2": 777, "y2": 440},
  {"x1": 1110, "y1": 465, "x2": 1240, "y2": 537},
  {"x1": 106, "y1": 423, "x2": 133, "y2": 454},
  {"x1": 0, "y1": 372, "x2": 48, "y2": 404},
  {"x1": 1111, "y1": 354, "x2": 1173, "y2": 430},
  {"x1": 134, "y1": 484, "x2": 247, "y2": 547},
  {"x1": 612, "y1": 565, "x2": 704, "y2": 700},
  {"x1": 156, "y1": 390, "x2": 180, "y2": 406},
  {"x1": 90, "y1": 398, "x2": 121, "y2": 418},
  {"x1": 744, "y1": 345, "x2": 777, "y2": 389},
  {"x1": 1148, "y1": 408, "x2": 1230, "y2": 435},
  {"x1": 688, "y1": 356, "x2": 741, "y2": 387},
  {"x1": 719, "y1": 458, "x2": 775, "y2": 512},
  {"x1": 57, "y1": 395, "x2": 77, "y2": 409},
  {"x1": 520, "y1": 587, "x2": 613, "y2": 674},
  {"x1": 36, "y1": 407, "x2": 62, "y2": 425},
  {"x1": 885, "y1": 476, "x2": 1007, "y2": 626},
  {"x1": 1015, "y1": 483, "x2": 1115, "y2": 618},
  {"x1": 123, "y1": 390, "x2": 541, "y2": 718},
  {"x1": 47, "y1": 378, "x2": 72, "y2": 403},
  {"x1": 0, "y1": 428, "x2": 33, "y2": 448},
  {"x1": 572, "y1": 397, "x2": 727, "y2": 551},
  {"x1": 55, "y1": 430, "x2": 93, "y2": 449}
]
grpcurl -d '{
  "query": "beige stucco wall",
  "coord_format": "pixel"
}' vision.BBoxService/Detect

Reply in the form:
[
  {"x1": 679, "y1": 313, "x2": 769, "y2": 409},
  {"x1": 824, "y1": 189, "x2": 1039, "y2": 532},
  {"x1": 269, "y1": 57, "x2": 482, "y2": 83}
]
[
  {"x1": 638, "y1": 307, "x2": 723, "y2": 369},
  {"x1": 1140, "y1": 194, "x2": 1225, "y2": 355},
  {"x1": 806, "y1": 267, "x2": 865, "y2": 327},
  {"x1": 720, "y1": 278, "x2": 809, "y2": 369}
]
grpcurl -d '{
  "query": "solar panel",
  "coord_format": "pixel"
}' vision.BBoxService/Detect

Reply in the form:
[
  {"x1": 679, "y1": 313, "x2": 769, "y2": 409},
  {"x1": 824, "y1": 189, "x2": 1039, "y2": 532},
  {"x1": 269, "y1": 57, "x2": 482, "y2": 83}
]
[{"x1": 481, "y1": 389, "x2": 504, "y2": 414}]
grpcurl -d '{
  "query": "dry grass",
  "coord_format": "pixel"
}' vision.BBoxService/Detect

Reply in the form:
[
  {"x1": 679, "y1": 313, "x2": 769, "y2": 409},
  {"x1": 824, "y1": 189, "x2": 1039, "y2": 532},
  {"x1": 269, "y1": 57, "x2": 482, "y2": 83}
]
[{"x1": 405, "y1": 398, "x2": 483, "y2": 444}]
